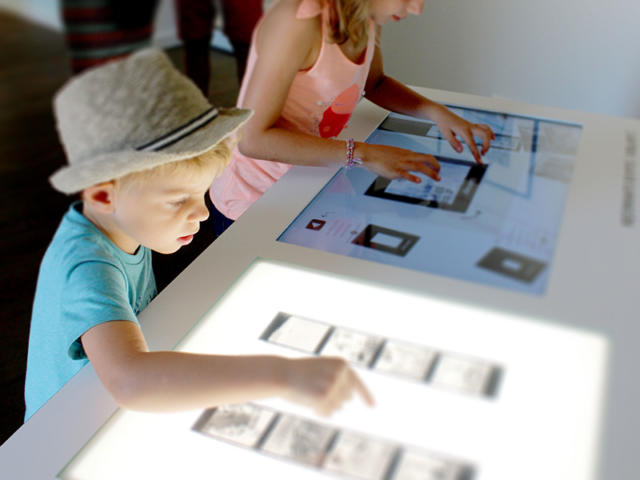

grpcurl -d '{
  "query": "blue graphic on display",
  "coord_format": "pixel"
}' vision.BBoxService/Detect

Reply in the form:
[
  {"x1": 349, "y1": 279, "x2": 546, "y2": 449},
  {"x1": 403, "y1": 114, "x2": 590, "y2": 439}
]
[{"x1": 278, "y1": 106, "x2": 583, "y2": 295}]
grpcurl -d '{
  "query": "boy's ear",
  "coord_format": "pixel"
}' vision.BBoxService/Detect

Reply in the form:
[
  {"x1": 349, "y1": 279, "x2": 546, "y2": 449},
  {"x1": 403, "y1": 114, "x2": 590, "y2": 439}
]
[{"x1": 83, "y1": 181, "x2": 116, "y2": 213}]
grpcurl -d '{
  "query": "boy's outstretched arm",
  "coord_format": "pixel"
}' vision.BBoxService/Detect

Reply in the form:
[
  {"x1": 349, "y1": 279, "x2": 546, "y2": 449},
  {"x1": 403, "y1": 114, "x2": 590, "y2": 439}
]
[
  {"x1": 81, "y1": 320, "x2": 374, "y2": 416},
  {"x1": 364, "y1": 42, "x2": 495, "y2": 164}
]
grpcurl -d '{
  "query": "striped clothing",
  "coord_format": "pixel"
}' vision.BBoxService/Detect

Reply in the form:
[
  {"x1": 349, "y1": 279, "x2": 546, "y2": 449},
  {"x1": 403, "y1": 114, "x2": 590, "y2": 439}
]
[{"x1": 61, "y1": 0, "x2": 158, "y2": 73}]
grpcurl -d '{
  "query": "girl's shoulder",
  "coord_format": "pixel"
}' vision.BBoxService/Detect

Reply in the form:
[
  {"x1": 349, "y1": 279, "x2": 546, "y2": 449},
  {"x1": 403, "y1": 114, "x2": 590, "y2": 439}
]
[
  {"x1": 264, "y1": 0, "x2": 324, "y2": 24},
  {"x1": 294, "y1": 0, "x2": 325, "y2": 19},
  {"x1": 257, "y1": 0, "x2": 322, "y2": 49}
]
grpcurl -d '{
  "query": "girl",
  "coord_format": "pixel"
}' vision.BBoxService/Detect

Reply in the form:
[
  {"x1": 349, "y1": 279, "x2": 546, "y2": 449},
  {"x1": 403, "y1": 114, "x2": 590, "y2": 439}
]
[{"x1": 209, "y1": 0, "x2": 495, "y2": 232}]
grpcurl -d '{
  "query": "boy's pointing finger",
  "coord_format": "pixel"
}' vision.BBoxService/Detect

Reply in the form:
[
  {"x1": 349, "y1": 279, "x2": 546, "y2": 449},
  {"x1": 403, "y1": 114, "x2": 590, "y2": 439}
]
[{"x1": 351, "y1": 369, "x2": 375, "y2": 407}]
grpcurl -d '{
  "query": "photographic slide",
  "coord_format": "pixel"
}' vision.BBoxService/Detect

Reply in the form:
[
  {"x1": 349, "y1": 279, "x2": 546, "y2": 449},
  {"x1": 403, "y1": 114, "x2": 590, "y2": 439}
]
[
  {"x1": 260, "y1": 415, "x2": 337, "y2": 467},
  {"x1": 320, "y1": 327, "x2": 385, "y2": 367},
  {"x1": 365, "y1": 157, "x2": 487, "y2": 214},
  {"x1": 373, "y1": 340, "x2": 438, "y2": 381},
  {"x1": 393, "y1": 449, "x2": 474, "y2": 480},
  {"x1": 261, "y1": 312, "x2": 332, "y2": 353},
  {"x1": 324, "y1": 431, "x2": 397, "y2": 480},
  {"x1": 193, "y1": 404, "x2": 277, "y2": 448},
  {"x1": 431, "y1": 354, "x2": 502, "y2": 397}
]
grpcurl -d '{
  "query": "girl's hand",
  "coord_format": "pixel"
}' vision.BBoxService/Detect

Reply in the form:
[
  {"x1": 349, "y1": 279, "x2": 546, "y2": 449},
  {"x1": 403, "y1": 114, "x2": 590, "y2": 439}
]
[
  {"x1": 283, "y1": 357, "x2": 375, "y2": 417},
  {"x1": 430, "y1": 104, "x2": 495, "y2": 163},
  {"x1": 357, "y1": 142, "x2": 441, "y2": 183}
]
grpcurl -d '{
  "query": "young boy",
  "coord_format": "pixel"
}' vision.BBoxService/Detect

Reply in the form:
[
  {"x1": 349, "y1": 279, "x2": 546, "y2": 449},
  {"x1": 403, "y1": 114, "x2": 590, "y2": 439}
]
[{"x1": 24, "y1": 48, "x2": 373, "y2": 421}]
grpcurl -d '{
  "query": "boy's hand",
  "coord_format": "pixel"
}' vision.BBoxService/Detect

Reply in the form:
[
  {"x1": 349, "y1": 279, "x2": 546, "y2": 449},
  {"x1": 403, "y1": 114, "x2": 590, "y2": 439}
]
[
  {"x1": 283, "y1": 357, "x2": 375, "y2": 416},
  {"x1": 430, "y1": 104, "x2": 495, "y2": 163},
  {"x1": 357, "y1": 142, "x2": 441, "y2": 183}
]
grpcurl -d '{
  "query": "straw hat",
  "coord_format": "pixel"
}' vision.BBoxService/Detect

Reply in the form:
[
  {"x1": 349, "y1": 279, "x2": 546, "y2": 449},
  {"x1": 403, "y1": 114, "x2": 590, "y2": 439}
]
[{"x1": 50, "y1": 48, "x2": 252, "y2": 194}]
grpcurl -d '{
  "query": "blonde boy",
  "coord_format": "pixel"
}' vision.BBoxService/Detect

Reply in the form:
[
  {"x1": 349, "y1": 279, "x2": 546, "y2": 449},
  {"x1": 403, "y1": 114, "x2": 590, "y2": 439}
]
[{"x1": 25, "y1": 49, "x2": 372, "y2": 421}]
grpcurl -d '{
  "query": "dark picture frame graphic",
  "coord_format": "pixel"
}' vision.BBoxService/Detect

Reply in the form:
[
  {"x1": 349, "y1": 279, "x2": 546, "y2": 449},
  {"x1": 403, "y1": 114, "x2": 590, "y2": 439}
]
[
  {"x1": 476, "y1": 247, "x2": 547, "y2": 283},
  {"x1": 378, "y1": 116, "x2": 434, "y2": 136},
  {"x1": 364, "y1": 157, "x2": 487, "y2": 214},
  {"x1": 352, "y1": 224, "x2": 420, "y2": 257}
]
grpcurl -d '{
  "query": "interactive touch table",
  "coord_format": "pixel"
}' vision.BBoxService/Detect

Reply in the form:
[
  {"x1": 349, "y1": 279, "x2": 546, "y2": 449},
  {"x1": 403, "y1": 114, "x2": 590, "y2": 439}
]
[{"x1": 2, "y1": 88, "x2": 638, "y2": 480}]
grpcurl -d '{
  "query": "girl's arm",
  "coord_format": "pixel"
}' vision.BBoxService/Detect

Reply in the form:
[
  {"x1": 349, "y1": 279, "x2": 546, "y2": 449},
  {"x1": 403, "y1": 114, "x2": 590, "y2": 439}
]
[
  {"x1": 364, "y1": 42, "x2": 495, "y2": 163},
  {"x1": 237, "y1": 0, "x2": 440, "y2": 183},
  {"x1": 82, "y1": 320, "x2": 373, "y2": 417}
]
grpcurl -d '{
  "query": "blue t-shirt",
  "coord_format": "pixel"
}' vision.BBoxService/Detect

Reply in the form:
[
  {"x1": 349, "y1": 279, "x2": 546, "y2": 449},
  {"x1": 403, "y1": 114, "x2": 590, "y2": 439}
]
[{"x1": 24, "y1": 202, "x2": 156, "y2": 420}]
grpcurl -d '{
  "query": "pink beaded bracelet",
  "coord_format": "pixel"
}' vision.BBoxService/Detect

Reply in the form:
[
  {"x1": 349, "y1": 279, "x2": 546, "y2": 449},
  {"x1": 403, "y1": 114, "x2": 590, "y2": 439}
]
[{"x1": 345, "y1": 138, "x2": 363, "y2": 169}]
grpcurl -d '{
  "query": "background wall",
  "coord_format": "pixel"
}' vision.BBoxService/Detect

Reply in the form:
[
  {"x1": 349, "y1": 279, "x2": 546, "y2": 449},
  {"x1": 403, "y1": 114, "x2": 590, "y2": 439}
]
[
  {"x1": 0, "y1": 0, "x2": 61, "y2": 29},
  {"x1": 381, "y1": 0, "x2": 640, "y2": 119},
  {"x1": 3, "y1": 0, "x2": 637, "y2": 118},
  {"x1": 0, "y1": 0, "x2": 179, "y2": 47},
  {"x1": 0, "y1": 0, "x2": 233, "y2": 52}
]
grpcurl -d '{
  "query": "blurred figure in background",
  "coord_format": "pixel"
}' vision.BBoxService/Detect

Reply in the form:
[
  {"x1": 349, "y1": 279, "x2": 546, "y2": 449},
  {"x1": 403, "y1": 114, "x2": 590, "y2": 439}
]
[
  {"x1": 175, "y1": 0, "x2": 263, "y2": 94},
  {"x1": 60, "y1": 0, "x2": 159, "y2": 74},
  {"x1": 60, "y1": 0, "x2": 262, "y2": 95}
]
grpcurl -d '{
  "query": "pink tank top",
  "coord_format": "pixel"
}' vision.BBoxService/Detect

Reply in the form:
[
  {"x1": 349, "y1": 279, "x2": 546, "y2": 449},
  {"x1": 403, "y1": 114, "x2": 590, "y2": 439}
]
[{"x1": 210, "y1": 0, "x2": 376, "y2": 220}]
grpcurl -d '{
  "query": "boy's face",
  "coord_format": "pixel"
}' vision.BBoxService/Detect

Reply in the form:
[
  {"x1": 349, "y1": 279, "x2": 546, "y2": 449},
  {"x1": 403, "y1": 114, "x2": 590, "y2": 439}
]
[{"x1": 110, "y1": 169, "x2": 215, "y2": 255}]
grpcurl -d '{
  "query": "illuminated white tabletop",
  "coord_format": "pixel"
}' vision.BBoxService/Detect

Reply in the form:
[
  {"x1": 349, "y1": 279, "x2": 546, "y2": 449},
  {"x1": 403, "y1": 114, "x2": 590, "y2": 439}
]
[{"x1": 1, "y1": 88, "x2": 638, "y2": 480}]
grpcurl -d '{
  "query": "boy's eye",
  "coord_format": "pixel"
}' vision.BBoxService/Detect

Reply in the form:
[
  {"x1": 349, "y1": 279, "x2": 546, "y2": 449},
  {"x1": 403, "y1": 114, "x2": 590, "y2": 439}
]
[{"x1": 169, "y1": 198, "x2": 187, "y2": 207}]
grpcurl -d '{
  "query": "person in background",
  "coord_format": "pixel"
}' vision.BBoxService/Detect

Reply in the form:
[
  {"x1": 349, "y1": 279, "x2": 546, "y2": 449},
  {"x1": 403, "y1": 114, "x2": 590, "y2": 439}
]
[
  {"x1": 174, "y1": 0, "x2": 263, "y2": 94},
  {"x1": 60, "y1": 0, "x2": 262, "y2": 92},
  {"x1": 60, "y1": 0, "x2": 159, "y2": 73}
]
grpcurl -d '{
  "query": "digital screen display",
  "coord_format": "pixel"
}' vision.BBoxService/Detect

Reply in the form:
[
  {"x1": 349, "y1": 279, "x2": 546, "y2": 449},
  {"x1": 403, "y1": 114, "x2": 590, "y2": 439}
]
[{"x1": 278, "y1": 106, "x2": 583, "y2": 295}]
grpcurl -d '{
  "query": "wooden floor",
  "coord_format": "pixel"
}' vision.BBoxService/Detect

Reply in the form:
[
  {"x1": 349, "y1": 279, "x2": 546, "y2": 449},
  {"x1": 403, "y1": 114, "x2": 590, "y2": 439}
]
[{"x1": 0, "y1": 11, "x2": 239, "y2": 445}]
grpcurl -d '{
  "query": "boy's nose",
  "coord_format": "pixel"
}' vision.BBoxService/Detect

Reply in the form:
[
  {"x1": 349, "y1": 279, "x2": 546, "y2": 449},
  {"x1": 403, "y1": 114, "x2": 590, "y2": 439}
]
[
  {"x1": 408, "y1": 0, "x2": 425, "y2": 15},
  {"x1": 189, "y1": 201, "x2": 209, "y2": 222}
]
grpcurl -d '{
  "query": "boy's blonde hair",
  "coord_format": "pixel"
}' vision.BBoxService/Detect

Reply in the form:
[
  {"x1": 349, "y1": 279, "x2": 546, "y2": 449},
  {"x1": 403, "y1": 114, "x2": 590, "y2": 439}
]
[
  {"x1": 327, "y1": 0, "x2": 371, "y2": 51},
  {"x1": 115, "y1": 136, "x2": 235, "y2": 191}
]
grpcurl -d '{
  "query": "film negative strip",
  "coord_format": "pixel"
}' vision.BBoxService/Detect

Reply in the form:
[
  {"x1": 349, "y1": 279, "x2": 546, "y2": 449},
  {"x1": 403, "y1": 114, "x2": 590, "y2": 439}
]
[
  {"x1": 261, "y1": 313, "x2": 503, "y2": 399},
  {"x1": 193, "y1": 403, "x2": 475, "y2": 480}
]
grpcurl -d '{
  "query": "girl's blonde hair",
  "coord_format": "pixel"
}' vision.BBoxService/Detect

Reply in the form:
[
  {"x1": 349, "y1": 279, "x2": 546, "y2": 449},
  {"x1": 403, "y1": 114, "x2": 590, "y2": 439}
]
[
  {"x1": 115, "y1": 136, "x2": 236, "y2": 190},
  {"x1": 327, "y1": 0, "x2": 370, "y2": 51}
]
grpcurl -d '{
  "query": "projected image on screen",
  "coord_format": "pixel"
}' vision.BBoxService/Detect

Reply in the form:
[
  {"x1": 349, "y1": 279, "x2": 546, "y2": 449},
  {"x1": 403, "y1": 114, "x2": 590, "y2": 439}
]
[
  {"x1": 365, "y1": 157, "x2": 487, "y2": 213},
  {"x1": 278, "y1": 107, "x2": 584, "y2": 296}
]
